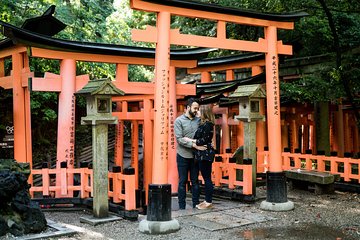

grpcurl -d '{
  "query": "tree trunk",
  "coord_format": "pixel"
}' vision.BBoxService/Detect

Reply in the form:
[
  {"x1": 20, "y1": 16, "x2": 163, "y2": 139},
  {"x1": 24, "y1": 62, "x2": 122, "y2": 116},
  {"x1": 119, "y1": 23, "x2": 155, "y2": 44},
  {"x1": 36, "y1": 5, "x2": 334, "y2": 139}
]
[{"x1": 314, "y1": 101, "x2": 330, "y2": 155}]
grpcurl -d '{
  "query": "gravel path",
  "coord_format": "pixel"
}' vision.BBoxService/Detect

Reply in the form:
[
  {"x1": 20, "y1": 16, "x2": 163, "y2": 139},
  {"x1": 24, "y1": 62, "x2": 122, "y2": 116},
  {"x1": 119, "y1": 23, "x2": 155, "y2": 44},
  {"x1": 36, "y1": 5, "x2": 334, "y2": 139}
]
[
  {"x1": 2, "y1": 187, "x2": 359, "y2": 240},
  {"x1": 45, "y1": 188, "x2": 360, "y2": 239}
]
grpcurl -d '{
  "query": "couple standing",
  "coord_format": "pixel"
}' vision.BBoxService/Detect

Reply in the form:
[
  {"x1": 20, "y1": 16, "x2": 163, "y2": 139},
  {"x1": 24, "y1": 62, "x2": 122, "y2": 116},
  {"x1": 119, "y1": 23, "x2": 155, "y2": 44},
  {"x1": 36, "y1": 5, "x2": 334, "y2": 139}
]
[{"x1": 174, "y1": 98, "x2": 216, "y2": 210}]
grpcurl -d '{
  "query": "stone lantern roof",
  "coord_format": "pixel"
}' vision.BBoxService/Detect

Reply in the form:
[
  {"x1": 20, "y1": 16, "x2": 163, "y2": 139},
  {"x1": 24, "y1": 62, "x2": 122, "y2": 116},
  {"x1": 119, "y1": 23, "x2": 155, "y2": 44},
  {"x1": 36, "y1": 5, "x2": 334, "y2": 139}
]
[
  {"x1": 229, "y1": 84, "x2": 266, "y2": 99},
  {"x1": 76, "y1": 78, "x2": 124, "y2": 96}
]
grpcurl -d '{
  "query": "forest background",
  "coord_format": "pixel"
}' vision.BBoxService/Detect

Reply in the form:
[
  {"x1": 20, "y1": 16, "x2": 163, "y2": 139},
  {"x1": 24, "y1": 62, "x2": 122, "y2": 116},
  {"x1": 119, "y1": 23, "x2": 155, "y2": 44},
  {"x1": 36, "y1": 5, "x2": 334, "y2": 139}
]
[{"x1": 0, "y1": 0, "x2": 359, "y2": 163}]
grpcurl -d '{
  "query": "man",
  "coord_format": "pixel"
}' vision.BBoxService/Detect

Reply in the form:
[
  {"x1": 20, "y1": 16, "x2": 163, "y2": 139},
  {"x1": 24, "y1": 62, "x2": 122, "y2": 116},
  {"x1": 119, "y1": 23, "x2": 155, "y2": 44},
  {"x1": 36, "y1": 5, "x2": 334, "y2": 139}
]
[{"x1": 174, "y1": 98, "x2": 206, "y2": 209}]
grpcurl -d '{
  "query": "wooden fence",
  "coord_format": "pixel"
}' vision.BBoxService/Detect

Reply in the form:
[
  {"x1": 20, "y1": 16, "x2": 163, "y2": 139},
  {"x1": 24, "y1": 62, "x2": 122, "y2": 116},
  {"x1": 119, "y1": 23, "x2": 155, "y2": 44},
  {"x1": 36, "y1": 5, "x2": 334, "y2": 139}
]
[
  {"x1": 204, "y1": 153, "x2": 253, "y2": 195},
  {"x1": 30, "y1": 167, "x2": 136, "y2": 210},
  {"x1": 258, "y1": 151, "x2": 360, "y2": 183}
]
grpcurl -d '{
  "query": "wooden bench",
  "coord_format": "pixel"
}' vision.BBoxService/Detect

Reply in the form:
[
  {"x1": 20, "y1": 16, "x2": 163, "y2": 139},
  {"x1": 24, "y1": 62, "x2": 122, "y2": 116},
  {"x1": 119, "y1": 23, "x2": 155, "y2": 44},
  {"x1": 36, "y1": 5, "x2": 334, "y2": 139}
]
[{"x1": 285, "y1": 169, "x2": 340, "y2": 194}]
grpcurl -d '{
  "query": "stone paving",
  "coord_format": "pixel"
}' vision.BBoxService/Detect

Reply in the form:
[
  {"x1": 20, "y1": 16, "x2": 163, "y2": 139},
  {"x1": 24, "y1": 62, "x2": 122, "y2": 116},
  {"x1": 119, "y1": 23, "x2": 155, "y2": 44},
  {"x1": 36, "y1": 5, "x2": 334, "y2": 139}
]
[
  {"x1": 13, "y1": 220, "x2": 77, "y2": 240},
  {"x1": 140, "y1": 196, "x2": 276, "y2": 231}
]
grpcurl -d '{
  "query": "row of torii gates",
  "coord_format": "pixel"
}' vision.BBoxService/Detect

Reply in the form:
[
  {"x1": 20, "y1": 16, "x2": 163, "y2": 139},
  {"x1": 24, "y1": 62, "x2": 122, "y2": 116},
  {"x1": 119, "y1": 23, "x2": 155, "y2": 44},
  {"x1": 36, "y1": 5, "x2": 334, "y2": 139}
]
[{"x1": 0, "y1": 0, "x2": 358, "y2": 214}]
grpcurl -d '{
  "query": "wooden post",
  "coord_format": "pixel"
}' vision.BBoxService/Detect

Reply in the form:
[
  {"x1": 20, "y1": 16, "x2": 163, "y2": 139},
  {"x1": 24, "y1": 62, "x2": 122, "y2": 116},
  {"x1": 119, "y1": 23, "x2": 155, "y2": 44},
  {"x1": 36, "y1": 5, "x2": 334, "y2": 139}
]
[
  {"x1": 281, "y1": 123, "x2": 289, "y2": 151},
  {"x1": 336, "y1": 105, "x2": 344, "y2": 157},
  {"x1": 290, "y1": 108, "x2": 298, "y2": 152},
  {"x1": 0, "y1": 59, "x2": 4, "y2": 77},
  {"x1": 12, "y1": 53, "x2": 27, "y2": 163},
  {"x1": 131, "y1": 120, "x2": 139, "y2": 189},
  {"x1": 303, "y1": 124, "x2": 309, "y2": 153},
  {"x1": 114, "y1": 64, "x2": 128, "y2": 168},
  {"x1": 354, "y1": 116, "x2": 359, "y2": 153},
  {"x1": 114, "y1": 119, "x2": 124, "y2": 168},
  {"x1": 23, "y1": 53, "x2": 33, "y2": 184},
  {"x1": 201, "y1": 71, "x2": 211, "y2": 83},
  {"x1": 221, "y1": 112, "x2": 230, "y2": 152},
  {"x1": 115, "y1": 64, "x2": 128, "y2": 83},
  {"x1": 314, "y1": 102, "x2": 330, "y2": 155},
  {"x1": 344, "y1": 112, "x2": 350, "y2": 153},
  {"x1": 220, "y1": 70, "x2": 232, "y2": 152}
]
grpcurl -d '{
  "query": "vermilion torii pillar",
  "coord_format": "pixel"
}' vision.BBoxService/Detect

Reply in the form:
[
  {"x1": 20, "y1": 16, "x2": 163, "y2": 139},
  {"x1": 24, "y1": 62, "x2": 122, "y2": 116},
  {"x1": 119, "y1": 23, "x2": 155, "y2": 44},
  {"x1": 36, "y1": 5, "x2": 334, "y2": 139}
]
[
  {"x1": 56, "y1": 59, "x2": 76, "y2": 197},
  {"x1": 260, "y1": 26, "x2": 294, "y2": 211},
  {"x1": 138, "y1": 10, "x2": 180, "y2": 234},
  {"x1": 12, "y1": 53, "x2": 28, "y2": 164},
  {"x1": 152, "y1": 11, "x2": 170, "y2": 185},
  {"x1": 12, "y1": 52, "x2": 33, "y2": 182}
]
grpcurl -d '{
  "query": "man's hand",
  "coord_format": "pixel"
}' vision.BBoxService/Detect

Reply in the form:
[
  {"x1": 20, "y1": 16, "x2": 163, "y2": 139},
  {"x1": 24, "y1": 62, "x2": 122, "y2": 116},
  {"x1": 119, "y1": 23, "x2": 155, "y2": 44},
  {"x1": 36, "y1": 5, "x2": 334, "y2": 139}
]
[
  {"x1": 183, "y1": 137, "x2": 195, "y2": 143},
  {"x1": 192, "y1": 143, "x2": 207, "y2": 151}
]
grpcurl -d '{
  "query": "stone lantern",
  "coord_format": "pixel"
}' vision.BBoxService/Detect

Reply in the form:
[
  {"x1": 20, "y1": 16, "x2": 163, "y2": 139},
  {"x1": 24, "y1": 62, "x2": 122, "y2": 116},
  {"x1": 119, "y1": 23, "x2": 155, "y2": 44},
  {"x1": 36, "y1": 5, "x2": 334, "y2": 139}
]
[
  {"x1": 78, "y1": 79, "x2": 124, "y2": 124},
  {"x1": 229, "y1": 84, "x2": 266, "y2": 196},
  {"x1": 76, "y1": 78, "x2": 124, "y2": 223},
  {"x1": 231, "y1": 84, "x2": 266, "y2": 122}
]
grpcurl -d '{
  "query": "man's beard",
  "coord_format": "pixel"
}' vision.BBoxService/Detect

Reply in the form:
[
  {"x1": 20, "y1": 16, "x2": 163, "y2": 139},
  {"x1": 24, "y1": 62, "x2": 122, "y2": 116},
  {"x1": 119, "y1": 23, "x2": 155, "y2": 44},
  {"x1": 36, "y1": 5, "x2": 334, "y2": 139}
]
[{"x1": 189, "y1": 110, "x2": 197, "y2": 118}]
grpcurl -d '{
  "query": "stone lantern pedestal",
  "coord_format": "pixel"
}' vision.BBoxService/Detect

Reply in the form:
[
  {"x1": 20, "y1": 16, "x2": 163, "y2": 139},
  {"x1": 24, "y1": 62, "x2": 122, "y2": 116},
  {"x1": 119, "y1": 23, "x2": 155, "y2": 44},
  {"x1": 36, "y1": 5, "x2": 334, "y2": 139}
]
[{"x1": 229, "y1": 84, "x2": 266, "y2": 197}]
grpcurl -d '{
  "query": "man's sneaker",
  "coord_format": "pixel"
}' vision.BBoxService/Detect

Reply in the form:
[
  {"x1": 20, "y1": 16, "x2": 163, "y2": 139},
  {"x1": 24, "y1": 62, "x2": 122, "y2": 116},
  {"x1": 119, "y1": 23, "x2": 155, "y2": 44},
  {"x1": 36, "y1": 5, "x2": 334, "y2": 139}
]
[{"x1": 196, "y1": 201, "x2": 213, "y2": 210}]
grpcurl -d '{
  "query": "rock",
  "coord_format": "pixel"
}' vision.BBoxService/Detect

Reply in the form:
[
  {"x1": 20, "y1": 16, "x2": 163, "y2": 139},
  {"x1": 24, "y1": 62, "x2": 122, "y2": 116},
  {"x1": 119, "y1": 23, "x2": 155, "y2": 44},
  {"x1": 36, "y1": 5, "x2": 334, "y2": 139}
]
[
  {"x1": 0, "y1": 171, "x2": 23, "y2": 203},
  {"x1": 12, "y1": 189, "x2": 31, "y2": 213},
  {"x1": 0, "y1": 159, "x2": 46, "y2": 237},
  {"x1": 23, "y1": 202, "x2": 47, "y2": 233},
  {"x1": 0, "y1": 218, "x2": 8, "y2": 236},
  {"x1": 8, "y1": 218, "x2": 24, "y2": 236}
]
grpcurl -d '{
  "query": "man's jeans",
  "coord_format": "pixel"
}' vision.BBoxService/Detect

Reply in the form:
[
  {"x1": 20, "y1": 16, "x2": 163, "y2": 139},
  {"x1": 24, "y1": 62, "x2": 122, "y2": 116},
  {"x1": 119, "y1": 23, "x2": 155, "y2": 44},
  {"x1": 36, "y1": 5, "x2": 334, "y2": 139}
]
[{"x1": 177, "y1": 154, "x2": 200, "y2": 209}]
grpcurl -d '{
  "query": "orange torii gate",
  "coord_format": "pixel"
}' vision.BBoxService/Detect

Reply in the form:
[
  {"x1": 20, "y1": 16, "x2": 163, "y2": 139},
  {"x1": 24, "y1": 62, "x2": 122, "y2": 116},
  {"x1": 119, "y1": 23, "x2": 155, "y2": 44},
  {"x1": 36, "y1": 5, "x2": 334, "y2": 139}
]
[
  {"x1": 130, "y1": 0, "x2": 307, "y2": 233},
  {"x1": 0, "y1": 15, "x2": 213, "y2": 202}
]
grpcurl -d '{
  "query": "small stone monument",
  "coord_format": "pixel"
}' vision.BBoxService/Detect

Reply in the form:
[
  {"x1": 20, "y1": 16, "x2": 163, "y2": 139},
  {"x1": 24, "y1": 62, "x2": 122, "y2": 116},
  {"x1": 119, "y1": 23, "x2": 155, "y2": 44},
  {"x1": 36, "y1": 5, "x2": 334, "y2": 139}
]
[
  {"x1": 229, "y1": 84, "x2": 266, "y2": 196},
  {"x1": 76, "y1": 78, "x2": 124, "y2": 224}
]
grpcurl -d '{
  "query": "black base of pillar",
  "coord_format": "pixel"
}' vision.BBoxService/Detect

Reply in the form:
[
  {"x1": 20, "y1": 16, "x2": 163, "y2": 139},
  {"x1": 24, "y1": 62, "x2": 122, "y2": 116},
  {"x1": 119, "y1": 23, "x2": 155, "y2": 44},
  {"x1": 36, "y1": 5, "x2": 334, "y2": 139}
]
[
  {"x1": 147, "y1": 184, "x2": 172, "y2": 221},
  {"x1": 266, "y1": 172, "x2": 288, "y2": 203}
]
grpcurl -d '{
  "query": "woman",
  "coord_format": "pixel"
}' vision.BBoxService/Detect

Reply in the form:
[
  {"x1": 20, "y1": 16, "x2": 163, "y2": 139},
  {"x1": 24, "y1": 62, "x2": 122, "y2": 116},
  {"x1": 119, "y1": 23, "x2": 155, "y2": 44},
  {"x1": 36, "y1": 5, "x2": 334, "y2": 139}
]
[{"x1": 184, "y1": 104, "x2": 215, "y2": 210}]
